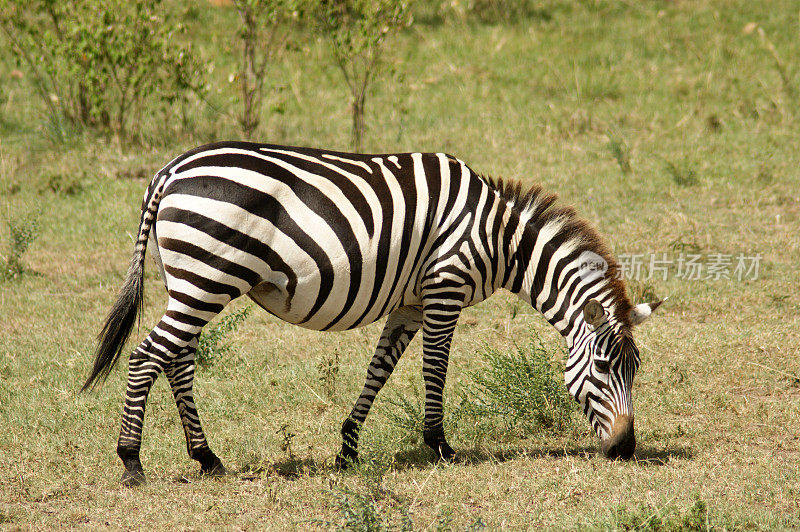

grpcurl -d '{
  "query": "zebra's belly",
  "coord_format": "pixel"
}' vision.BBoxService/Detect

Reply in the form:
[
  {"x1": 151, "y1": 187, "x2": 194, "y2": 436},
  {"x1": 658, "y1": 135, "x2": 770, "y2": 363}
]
[{"x1": 246, "y1": 274, "x2": 420, "y2": 332}]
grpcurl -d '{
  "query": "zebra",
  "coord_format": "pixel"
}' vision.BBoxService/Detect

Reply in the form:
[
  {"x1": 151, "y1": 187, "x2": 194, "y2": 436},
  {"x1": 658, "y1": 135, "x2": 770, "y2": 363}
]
[{"x1": 82, "y1": 141, "x2": 662, "y2": 485}]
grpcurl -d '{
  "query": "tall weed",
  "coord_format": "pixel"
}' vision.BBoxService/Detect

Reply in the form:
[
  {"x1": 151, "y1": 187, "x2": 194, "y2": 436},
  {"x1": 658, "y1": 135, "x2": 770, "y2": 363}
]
[{"x1": 0, "y1": 214, "x2": 39, "y2": 281}]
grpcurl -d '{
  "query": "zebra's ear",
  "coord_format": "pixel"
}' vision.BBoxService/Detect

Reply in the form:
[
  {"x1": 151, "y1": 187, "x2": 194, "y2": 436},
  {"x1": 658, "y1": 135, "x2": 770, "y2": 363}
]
[
  {"x1": 583, "y1": 299, "x2": 607, "y2": 328},
  {"x1": 629, "y1": 298, "x2": 667, "y2": 326}
]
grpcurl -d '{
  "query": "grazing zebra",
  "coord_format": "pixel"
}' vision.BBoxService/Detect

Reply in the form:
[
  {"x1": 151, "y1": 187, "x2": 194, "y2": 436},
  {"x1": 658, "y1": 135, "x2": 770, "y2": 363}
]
[{"x1": 83, "y1": 141, "x2": 662, "y2": 485}]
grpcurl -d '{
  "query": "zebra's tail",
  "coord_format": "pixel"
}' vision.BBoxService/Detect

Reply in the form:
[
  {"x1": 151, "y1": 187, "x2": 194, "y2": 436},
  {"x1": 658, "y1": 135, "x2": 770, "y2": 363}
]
[{"x1": 81, "y1": 177, "x2": 165, "y2": 392}]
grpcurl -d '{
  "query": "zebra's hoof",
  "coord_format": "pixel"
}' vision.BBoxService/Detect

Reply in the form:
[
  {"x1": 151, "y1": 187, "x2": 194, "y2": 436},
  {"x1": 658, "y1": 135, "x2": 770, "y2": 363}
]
[
  {"x1": 424, "y1": 429, "x2": 456, "y2": 462},
  {"x1": 120, "y1": 468, "x2": 146, "y2": 487},
  {"x1": 194, "y1": 448, "x2": 227, "y2": 477},
  {"x1": 334, "y1": 451, "x2": 359, "y2": 470},
  {"x1": 203, "y1": 463, "x2": 227, "y2": 477},
  {"x1": 201, "y1": 457, "x2": 227, "y2": 477},
  {"x1": 434, "y1": 442, "x2": 456, "y2": 462}
]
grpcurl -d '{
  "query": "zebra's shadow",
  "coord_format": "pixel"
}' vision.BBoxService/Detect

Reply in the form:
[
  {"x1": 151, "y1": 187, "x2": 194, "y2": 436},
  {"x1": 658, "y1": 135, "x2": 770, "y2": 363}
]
[
  {"x1": 390, "y1": 442, "x2": 693, "y2": 470},
  {"x1": 214, "y1": 442, "x2": 693, "y2": 482},
  {"x1": 629, "y1": 444, "x2": 694, "y2": 465}
]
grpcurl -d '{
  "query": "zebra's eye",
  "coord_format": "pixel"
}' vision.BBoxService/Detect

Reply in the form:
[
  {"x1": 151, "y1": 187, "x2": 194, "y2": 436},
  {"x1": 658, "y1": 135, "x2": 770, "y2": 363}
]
[{"x1": 594, "y1": 358, "x2": 610, "y2": 373}]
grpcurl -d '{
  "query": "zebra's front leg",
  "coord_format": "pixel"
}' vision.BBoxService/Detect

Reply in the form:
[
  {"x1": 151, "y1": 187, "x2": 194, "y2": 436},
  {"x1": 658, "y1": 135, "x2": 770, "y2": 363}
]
[
  {"x1": 164, "y1": 347, "x2": 226, "y2": 477},
  {"x1": 421, "y1": 301, "x2": 461, "y2": 462},
  {"x1": 336, "y1": 306, "x2": 422, "y2": 469},
  {"x1": 116, "y1": 335, "x2": 171, "y2": 486}
]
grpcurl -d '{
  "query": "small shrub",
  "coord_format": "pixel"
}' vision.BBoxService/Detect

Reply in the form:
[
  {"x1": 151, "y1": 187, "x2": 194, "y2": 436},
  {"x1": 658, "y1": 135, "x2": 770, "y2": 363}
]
[
  {"x1": 353, "y1": 451, "x2": 395, "y2": 499},
  {"x1": 466, "y1": 516, "x2": 488, "y2": 531},
  {"x1": 381, "y1": 384, "x2": 469, "y2": 446},
  {"x1": 232, "y1": 0, "x2": 303, "y2": 138},
  {"x1": 628, "y1": 280, "x2": 660, "y2": 306},
  {"x1": 667, "y1": 226, "x2": 702, "y2": 255},
  {"x1": 327, "y1": 485, "x2": 472, "y2": 531},
  {"x1": 0, "y1": 214, "x2": 39, "y2": 281},
  {"x1": 705, "y1": 113, "x2": 722, "y2": 133},
  {"x1": 755, "y1": 164, "x2": 775, "y2": 186},
  {"x1": 460, "y1": 334, "x2": 576, "y2": 434},
  {"x1": 39, "y1": 173, "x2": 85, "y2": 197},
  {"x1": 317, "y1": 350, "x2": 341, "y2": 400},
  {"x1": 380, "y1": 388, "x2": 426, "y2": 442},
  {"x1": 3, "y1": 182, "x2": 21, "y2": 196},
  {"x1": 277, "y1": 423, "x2": 296, "y2": 460},
  {"x1": 195, "y1": 305, "x2": 252, "y2": 368},
  {"x1": 331, "y1": 487, "x2": 413, "y2": 532},
  {"x1": 0, "y1": 508, "x2": 14, "y2": 524},
  {"x1": 334, "y1": 488, "x2": 386, "y2": 531}
]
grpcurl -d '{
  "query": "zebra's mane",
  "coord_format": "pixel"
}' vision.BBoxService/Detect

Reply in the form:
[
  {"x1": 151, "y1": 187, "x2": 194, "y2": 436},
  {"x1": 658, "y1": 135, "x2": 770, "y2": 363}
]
[{"x1": 480, "y1": 175, "x2": 634, "y2": 329}]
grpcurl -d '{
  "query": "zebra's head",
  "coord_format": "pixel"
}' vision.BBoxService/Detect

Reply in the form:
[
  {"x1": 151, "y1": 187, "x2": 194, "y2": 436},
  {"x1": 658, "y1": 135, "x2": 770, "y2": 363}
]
[{"x1": 566, "y1": 298, "x2": 663, "y2": 459}]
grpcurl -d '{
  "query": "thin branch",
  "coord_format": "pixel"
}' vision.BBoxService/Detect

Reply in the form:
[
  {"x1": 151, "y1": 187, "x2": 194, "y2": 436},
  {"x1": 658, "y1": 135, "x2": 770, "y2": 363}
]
[{"x1": 746, "y1": 361, "x2": 800, "y2": 382}]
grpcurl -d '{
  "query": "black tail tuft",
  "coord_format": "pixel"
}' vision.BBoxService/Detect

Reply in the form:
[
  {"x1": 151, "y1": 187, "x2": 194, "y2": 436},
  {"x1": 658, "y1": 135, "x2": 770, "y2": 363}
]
[{"x1": 81, "y1": 258, "x2": 144, "y2": 392}]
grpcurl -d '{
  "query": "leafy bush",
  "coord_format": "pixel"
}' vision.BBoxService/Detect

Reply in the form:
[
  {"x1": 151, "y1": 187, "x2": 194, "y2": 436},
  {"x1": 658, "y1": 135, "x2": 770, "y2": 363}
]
[
  {"x1": 330, "y1": 487, "x2": 413, "y2": 531},
  {"x1": 460, "y1": 334, "x2": 576, "y2": 434},
  {"x1": 327, "y1": 485, "x2": 482, "y2": 531},
  {"x1": 39, "y1": 172, "x2": 86, "y2": 197},
  {"x1": 316, "y1": 0, "x2": 412, "y2": 151},
  {"x1": 380, "y1": 389, "x2": 428, "y2": 441},
  {"x1": 0, "y1": 0, "x2": 202, "y2": 143},
  {"x1": 0, "y1": 214, "x2": 39, "y2": 281},
  {"x1": 381, "y1": 383, "x2": 469, "y2": 447},
  {"x1": 665, "y1": 159, "x2": 699, "y2": 187},
  {"x1": 195, "y1": 305, "x2": 252, "y2": 368}
]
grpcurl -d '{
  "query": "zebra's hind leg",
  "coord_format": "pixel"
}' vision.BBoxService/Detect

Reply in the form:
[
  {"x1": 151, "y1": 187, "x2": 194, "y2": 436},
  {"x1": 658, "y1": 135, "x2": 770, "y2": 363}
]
[
  {"x1": 116, "y1": 310, "x2": 218, "y2": 486},
  {"x1": 117, "y1": 329, "x2": 175, "y2": 486},
  {"x1": 336, "y1": 306, "x2": 422, "y2": 469},
  {"x1": 164, "y1": 345, "x2": 226, "y2": 477}
]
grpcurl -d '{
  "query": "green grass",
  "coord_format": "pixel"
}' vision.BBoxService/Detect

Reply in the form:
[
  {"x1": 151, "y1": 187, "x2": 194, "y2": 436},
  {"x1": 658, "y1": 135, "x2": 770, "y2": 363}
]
[
  {"x1": 195, "y1": 305, "x2": 253, "y2": 369},
  {"x1": 458, "y1": 336, "x2": 577, "y2": 435},
  {"x1": 2, "y1": 0, "x2": 800, "y2": 529}
]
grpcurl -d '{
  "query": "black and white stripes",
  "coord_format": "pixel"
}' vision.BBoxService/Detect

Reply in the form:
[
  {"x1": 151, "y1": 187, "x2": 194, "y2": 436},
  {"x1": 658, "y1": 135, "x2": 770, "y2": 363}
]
[{"x1": 83, "y1": 141, "x2": 660, "y2": 483}]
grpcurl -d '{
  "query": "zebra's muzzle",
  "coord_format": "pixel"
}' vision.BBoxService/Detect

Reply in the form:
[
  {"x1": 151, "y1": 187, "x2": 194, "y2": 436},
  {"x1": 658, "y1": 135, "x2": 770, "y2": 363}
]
[{"x1": 600, "y1": 414, "x2": 635, "y2": 460}]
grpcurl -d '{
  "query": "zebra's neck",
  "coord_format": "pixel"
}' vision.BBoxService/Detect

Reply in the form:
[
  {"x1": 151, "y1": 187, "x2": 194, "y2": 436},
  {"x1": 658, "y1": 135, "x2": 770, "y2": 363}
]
[{"x1": 486, "y1": 178, "x2": 632, "y2": 344}]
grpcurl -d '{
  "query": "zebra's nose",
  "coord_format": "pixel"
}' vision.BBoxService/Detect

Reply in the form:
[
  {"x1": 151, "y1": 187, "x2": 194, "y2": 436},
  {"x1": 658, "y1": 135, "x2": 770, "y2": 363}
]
[{"x1": 601, "y1": 414, "x2": 635, "y2": 460}]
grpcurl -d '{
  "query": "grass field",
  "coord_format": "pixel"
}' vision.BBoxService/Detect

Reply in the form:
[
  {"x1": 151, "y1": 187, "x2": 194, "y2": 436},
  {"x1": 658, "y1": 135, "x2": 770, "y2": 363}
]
[{"x1": 1, "y1": 0, "x2": 800, "y2": 529}]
